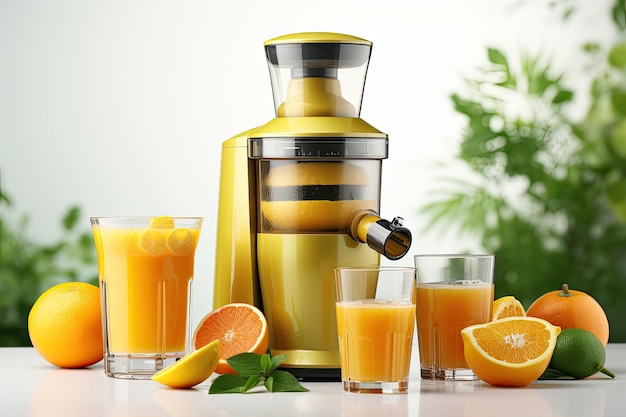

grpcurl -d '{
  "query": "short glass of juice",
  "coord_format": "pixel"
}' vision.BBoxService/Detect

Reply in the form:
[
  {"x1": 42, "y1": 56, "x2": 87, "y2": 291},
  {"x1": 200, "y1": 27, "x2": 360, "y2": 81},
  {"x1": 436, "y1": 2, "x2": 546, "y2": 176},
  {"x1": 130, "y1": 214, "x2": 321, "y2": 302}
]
[
  {"x1": 91, "y1": 216, "x2": 202, "y2": 379},
  {"x1": 414, "y1": 254, "x2": 494, "y2": 381},
  {"x1": 334, "y1": 266, "x2": 416, "y2": 394}
]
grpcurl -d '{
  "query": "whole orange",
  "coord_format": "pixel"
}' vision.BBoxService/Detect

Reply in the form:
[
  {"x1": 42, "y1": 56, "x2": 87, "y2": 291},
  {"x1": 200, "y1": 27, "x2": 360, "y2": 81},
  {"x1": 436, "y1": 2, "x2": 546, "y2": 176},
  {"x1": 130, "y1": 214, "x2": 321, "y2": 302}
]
[
  {"x1": 28, "y1": 282, "x2": 103, "y2": 368},
  {"x1": 526, "y1": 283, "x2": 609, "y2": 346}
]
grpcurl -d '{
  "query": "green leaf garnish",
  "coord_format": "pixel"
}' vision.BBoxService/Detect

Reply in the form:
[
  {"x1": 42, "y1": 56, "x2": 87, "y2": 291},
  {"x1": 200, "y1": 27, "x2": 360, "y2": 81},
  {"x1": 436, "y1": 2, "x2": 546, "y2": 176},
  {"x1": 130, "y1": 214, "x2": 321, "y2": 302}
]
[
  {"x1": 265, "y1": 370, "x2": 309, "y2": 392},
  {"x1": 208, "y1": 374, "x2": 248, "y2": 393},
  {"x1": 260, "y1": 353, "x2": 272, "y2": 373},
  {"x1": 208, "y1": 352, "x2": 309, "y2": 394},
  {"x1": 269, "y1": 354, "x2": 286, "y2": 373},
  {"x1": 226, "y1": 352, "x2": 262, "y2": 377}
]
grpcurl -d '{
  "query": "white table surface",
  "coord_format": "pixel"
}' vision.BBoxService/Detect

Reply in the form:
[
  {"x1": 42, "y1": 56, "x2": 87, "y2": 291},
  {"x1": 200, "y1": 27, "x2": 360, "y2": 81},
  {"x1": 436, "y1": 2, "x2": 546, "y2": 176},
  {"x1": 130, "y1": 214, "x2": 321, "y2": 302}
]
[{"x1": 1, "y1": 345, "x2": 624, "y2": 417}]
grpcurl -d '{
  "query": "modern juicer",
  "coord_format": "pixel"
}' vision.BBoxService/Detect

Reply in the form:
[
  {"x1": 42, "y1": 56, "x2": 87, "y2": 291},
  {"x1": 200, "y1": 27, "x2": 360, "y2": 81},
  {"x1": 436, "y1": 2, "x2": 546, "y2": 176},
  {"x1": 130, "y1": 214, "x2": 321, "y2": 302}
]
[{"x1": 213, "y1": 32, "x2": 412, "y2": 381}]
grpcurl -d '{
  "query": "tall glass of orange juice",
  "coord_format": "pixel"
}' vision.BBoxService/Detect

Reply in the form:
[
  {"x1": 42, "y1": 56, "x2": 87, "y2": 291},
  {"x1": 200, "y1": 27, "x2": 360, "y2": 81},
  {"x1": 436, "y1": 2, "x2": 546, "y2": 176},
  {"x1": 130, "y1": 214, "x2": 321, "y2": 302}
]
[
  {"x1": 91, "y1": 216, "x2": 202, "y2": 379},
  {"x1": 334, "y1": 267, "x2": 416, "y2": 394},
  {"x1": 414, "y1": 254, "x2": 494, "y2": 381}
]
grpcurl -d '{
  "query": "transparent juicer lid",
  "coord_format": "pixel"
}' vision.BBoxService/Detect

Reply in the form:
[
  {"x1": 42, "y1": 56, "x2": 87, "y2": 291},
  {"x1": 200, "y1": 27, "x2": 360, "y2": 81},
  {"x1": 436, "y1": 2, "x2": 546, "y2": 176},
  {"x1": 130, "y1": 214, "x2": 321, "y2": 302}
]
[{"x1": 264, "y1": 33, "x2": 372, "y2": 118}]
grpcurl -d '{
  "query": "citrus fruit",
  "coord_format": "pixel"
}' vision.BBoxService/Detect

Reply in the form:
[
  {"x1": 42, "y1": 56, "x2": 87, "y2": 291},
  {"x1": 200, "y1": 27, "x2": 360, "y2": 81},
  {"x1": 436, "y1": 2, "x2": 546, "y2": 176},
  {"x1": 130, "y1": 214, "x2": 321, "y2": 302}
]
[
  {"x1": 166, "y1": 228, "x2": 194, "y2": 255},
  {"x1": 492, "y1": 296, "x2": 526, "y2": 320},
  {"x1": 192, "y1": 303, "x2": 269, "y2": 374},
  {"x1": 28, "y1": 282, "x2": 103, "y2": 368},
  {"x1": 150, "y1": 216, "x2": 175, "y2": 229},
  {"x1": 461, "y1": 316, "x2": 561, "y2": 387},
  {"x1": 138, "y1": 229, "x2": 167, "y2": 254},
  {"x1": 151, "y1": 339, "x2": 221, "y2": 388},
  {"x1": 547, "y1": 328, "x2": 615, "y2": 379},
  {"x1": 526, "y1": 283, "x2": 609, "y2": 346}
]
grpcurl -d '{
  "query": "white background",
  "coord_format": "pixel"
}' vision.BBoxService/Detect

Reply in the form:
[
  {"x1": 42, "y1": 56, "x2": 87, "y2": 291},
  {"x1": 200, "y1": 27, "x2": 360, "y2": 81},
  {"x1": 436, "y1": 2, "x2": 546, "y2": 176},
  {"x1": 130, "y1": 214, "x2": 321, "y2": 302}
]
[{"x1": 0, "y1": 0, "x2": 615, "y2": 329}]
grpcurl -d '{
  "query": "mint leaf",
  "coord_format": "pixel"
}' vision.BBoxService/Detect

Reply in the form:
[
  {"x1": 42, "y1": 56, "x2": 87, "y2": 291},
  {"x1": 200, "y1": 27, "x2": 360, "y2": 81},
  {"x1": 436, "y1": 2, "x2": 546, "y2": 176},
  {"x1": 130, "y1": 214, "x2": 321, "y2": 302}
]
[
  {"x1": 260, "y1": 353, "x2": 272, "y2": 373},
  {"x1": 243, "y1": 375, "x2": 263, "y2": 393},
  {"x1": 269, "y1": 354, "x2": 286, "y2": 373},
  {"x1": 208, "y1": 352, "x2": 308, "y2": 394},
  {"x1": 227, "y1": 352, "x2": 262, "y2": 377},
  {"x1": 209, "y1": 374, "x2": 248, "y2": 394},
  {"x1": 266, "y1": 370, "x2": 309, "y2": 392}
]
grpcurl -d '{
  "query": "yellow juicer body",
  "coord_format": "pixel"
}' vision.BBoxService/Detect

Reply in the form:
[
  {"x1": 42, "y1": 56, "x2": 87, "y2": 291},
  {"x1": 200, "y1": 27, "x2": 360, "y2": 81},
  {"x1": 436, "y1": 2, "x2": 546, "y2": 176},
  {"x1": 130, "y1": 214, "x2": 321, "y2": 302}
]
[{"x1": 213, "y1": 33, "x2": 411, "y2": 381}]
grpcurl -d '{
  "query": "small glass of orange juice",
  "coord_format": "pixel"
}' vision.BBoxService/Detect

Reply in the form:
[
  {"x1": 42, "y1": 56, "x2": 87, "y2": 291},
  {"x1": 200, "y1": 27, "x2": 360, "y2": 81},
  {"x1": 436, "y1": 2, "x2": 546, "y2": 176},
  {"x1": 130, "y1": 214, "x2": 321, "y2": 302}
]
[
  {"x1": 91, "y1": 216, "x2": 202, "y2": 379},
  {"x1": 334, "y1": 267, "x2": 416, "y2": 394},
  {"x1": 414, "y1": 254, "x2": 494, "y2": 381}
]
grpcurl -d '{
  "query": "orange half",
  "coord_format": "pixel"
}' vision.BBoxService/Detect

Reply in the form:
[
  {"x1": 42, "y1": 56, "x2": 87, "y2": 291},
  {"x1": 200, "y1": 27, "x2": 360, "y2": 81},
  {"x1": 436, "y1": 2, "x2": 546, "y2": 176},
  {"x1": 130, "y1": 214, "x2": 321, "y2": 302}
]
[
  {"x1": 461, "y1": 317, "x2": 560, "y2": 387},
  {"x1": 192, "y1": 303, "x2": 269, "y2": 374}
]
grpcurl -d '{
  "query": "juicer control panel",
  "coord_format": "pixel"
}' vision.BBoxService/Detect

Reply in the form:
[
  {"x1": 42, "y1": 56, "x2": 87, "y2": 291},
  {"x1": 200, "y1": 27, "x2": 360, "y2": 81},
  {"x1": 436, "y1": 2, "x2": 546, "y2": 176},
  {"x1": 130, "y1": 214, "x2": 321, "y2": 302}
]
[{"x1": 249, "y1": 137, "x2": 388, "y2": 160}]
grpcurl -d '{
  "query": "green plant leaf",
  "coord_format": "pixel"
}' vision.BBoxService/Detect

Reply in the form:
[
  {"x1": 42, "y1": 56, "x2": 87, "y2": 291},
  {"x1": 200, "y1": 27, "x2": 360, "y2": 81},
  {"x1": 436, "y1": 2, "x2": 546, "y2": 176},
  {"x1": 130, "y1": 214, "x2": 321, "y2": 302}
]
[
  {"x1": 260, "y1": 353, "x2": 272, "y2": 373},
  {"x1": 612, "y1": 0, "x2": 626, "y2": 31},
  {"x1": 62, "y1": 206, "x2": 81, "y2": 231},
  {"x1": 265, "y1": 370, "x2": 309, "y2": 393},
  {"x1": 243, "y1": 375, "x2": 263, "y2": 393},
  {"x1": 583, "y1": 42, "x2": 600, "y2": 54},
  {"x1": 553, "y1": 89, "x2": 574, "y2": 105},
  {"x1": 226, "y1": 352, "x2": 262, "y2": 377},
  {"x1": 488, "y1": 48, "x2": 508, "y2": 67},
  {"x1": 209, "y1": 374, "x2": 249, "y2": 394},
  {"x1": 0, "y1": 191, "x2": 10, "y2": 205},
  {"x1": 209, "y1": 352, "x2": 308, "y2": 394},
  {"x1": 269, "y1": 353, "x2": 286, "y2": 373}
]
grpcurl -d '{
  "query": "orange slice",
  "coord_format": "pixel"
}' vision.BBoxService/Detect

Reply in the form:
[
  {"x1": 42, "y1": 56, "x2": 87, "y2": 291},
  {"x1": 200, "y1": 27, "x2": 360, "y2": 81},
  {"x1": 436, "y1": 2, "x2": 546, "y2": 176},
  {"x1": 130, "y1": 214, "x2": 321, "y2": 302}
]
[
  {"x1": 492, "y1": 296, "x2": 526, "y2": 320},
  {"x1": 192, "y1": 303, "x2": 269, "y2": 375},
  {"x1": 138, "y1": 229, "x2": 166, "y2": 254},
  {"x1": 166, "y1": 228, "x2": 194, "y2": 255},
  {"x1": 461, "y1": 317, "x2": 560, "y2": 387}
]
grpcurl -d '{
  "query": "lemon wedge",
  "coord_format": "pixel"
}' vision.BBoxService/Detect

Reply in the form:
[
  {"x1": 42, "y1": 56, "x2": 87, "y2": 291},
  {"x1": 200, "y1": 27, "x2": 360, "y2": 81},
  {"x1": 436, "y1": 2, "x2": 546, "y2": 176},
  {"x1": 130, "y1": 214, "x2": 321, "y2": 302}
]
[{"x1": 151, "y1": 340, "x2": 221, "y2": 389}]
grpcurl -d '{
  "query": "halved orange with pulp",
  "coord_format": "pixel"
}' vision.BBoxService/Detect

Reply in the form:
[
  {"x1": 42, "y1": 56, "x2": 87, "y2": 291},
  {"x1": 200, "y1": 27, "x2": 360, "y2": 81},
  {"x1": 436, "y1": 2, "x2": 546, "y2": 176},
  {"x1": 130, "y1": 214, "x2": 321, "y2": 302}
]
[
  {"x1": 192, "y1": 303, "x2": 269, "y2": 375},
  {"x1": 461, "y1": 317, "x2": 560, "y2": 387}
]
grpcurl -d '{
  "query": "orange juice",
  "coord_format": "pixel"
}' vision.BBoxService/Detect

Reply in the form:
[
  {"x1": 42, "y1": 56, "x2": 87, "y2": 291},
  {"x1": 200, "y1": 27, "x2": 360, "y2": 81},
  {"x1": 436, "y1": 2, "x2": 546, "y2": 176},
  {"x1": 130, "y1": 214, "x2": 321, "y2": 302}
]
[
  {"x1": 416, "y1": 281, "x2": 493, "y2": 370},
  {"x1": 93, "y1": 224, "x2": 200, "y2": 354},
  {"x1": 336, "y1": 300, "x2": 415, "y2": 382}
]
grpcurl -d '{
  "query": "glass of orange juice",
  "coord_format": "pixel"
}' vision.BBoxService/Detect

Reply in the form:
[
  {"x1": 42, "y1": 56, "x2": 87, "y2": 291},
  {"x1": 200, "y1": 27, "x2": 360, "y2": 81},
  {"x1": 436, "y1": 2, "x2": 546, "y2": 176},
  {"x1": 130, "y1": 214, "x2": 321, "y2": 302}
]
[
  {"x1": 414, "y1": 254, "x2": 494, "y2": 381},
  {"x1": 91, "y1": 216, "x2": 202, "y2": 379},
  {"x1": 334, "y1": 267, "x2": 416, "y2": 394}
]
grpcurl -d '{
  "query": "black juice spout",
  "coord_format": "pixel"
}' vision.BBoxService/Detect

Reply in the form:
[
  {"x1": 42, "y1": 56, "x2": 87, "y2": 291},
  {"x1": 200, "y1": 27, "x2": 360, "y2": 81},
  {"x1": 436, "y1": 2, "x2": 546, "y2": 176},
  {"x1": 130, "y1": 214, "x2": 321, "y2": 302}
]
[{"x1": 348, "y1": 210, "x2": 412, "y2": 260}]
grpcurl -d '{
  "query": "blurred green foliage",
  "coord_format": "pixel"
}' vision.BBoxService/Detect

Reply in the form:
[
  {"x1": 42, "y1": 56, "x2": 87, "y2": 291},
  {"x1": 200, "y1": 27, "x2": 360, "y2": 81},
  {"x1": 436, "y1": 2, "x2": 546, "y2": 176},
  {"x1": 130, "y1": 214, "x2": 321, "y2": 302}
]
[
  {"x1": 0, "y1": 190, "x2": 97, "y2": 346},
  {"x1": 422, "y1": 1, "x2": 626, "y2": 342}
]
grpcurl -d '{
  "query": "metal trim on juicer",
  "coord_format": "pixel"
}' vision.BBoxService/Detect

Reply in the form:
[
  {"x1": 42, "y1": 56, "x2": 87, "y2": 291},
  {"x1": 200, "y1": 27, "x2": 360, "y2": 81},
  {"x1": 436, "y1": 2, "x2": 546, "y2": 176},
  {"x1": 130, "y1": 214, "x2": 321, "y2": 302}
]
[{"x1": 249, "y1": 137, "x2": 388, "y2": 160}]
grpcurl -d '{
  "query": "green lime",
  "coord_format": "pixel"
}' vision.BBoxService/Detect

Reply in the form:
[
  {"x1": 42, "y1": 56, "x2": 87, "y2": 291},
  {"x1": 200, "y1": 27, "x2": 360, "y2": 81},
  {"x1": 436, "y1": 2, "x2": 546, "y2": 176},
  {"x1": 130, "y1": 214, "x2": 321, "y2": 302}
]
[{"x1": 548, "y1": 328, "x2": 615, "y2": 379}]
